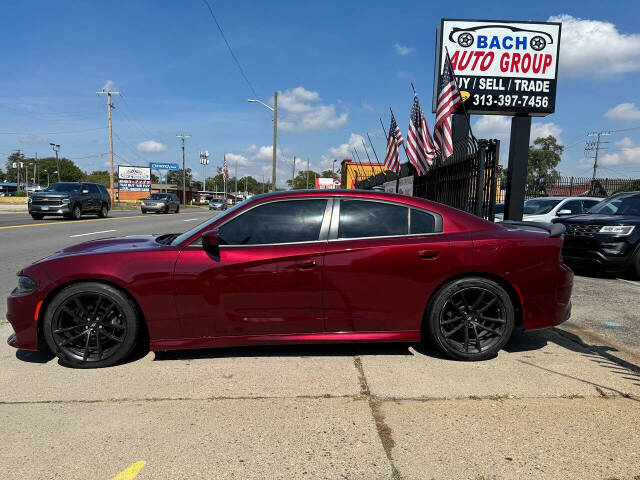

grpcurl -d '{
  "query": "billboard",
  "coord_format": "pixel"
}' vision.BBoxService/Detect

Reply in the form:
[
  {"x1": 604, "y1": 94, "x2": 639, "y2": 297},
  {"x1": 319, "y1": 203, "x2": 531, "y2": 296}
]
[
  {"x1": 118, "y1": 165, "x2": 151, "y2": 192},
  {"x1": 149, "y1": 162, "x2": 179, "y2": 170},
  {"x1": 434, "y1": 19, "x2": 561, "y2": 116},
  {"x1": 315, "y1": 178, "x2": 341, "y2": 189}
]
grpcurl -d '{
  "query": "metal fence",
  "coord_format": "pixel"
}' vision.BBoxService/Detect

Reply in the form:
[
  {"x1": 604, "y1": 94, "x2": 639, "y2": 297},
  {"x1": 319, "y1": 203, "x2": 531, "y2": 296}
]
[
  {"x1": 520, "y1": 177, "x2": 640, "y2": 201},
  {"x1": 355, "y1": 138, "x2": 500, "y2": 221}
]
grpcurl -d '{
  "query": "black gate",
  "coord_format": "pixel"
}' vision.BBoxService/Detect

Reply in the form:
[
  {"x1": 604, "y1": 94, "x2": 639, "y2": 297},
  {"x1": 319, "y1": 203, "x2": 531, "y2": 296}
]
[{"x1": 355, "y1": 138, "x2": 500, "y2": 221}]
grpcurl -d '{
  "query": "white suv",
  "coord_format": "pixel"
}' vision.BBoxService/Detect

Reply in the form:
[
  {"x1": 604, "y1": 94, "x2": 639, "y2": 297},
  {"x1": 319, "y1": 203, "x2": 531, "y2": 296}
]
[{"x1": 495, "y1": 196, "x2": 602, "y2": 223}]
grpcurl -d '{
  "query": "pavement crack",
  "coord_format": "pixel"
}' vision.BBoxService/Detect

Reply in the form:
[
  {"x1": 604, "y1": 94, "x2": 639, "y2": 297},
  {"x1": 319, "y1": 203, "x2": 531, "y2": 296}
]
[{"x1": 354, "y1": 355, "x2": 404, "y2": 480}]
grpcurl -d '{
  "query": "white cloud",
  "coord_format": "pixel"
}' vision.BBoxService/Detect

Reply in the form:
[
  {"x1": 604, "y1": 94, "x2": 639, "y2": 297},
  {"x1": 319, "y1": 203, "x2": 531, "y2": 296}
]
[
  {"x1": 604, "y1": 102, "x2": 640, "y2": 121},
  {"x1": 548, "y1": 14, "x2": 640, "y2": 77},
  {"x1": 531, "y1": 122, "x2": 563, "y2": 141},
  {"x1": 101, "y1": 80, "x2": 115, "y2": 91},
  {"x1": 322, "y1": 133, "x2": 368, "y2": 166},
  {"x1": 225, "y1": 153, "x2": 250, "y2": 166},
  {"x1": 361, "y1": 100, "x2": 374, "y2": 112},
  {"x1": 276, "y1": 86, "x2": 347, "y2": 132},
  {"x1": 394, "y1": 43, "x2": 413, "y2": 56},
  {"x1": 137, "y1": 140, "x2": 167, "y2": 152},
  {"x1": 247, "y1": 144, "x2": 276, "y2": 161}
]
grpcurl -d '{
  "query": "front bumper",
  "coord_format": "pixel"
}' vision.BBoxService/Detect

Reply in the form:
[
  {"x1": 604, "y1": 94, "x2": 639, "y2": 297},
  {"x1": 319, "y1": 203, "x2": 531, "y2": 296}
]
[
  {"x1": 6, "y1": 289, "x2": 41, "y2": 351},
  {"x1": 562, "y1": 236, "x2": 636, "y2": 272},
  {"x1": 141, "y1": 203, "x2": 168, "y2": 212},
  {"x1": 28, "y1": 204, "x2": 71, "y2": 216}
]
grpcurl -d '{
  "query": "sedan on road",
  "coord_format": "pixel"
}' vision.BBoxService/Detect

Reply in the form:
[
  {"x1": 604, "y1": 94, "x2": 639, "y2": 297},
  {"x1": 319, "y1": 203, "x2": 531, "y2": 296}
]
[
  {"x1": 209, "y1": 198, "x2": 227, "y2": 211},
  {"x1": 7, "y1": 190, "x2": 573, "y2": 368},
  {"x1": 141, "y1": 193, "x2": 180, "y2": 214}
]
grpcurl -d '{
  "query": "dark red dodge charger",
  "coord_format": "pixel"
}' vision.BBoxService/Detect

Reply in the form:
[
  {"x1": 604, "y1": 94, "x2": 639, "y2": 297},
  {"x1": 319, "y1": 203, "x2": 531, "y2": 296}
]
[{"x1": 7, "y1": 190, "x2": 573, "y2": 368}]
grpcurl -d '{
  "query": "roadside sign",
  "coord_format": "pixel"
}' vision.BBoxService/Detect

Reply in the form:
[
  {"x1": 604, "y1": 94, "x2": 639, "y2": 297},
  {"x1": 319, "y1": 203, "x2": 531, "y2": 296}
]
[
  {"x1": 149, "y1": 162, "x2": 179, "y2": 170},
  {"x1": 398, "y1": 176, "x2": 414, "y2": 196},
  {"x1": 315, "y1": 177, "x2": 340, "y2": 189},
  {"x1": 434, "y1": 19, "x2": 561, "y2": 116},
  {"x1": 118, "y1": 165, "x2": 151, "y2": 191}
]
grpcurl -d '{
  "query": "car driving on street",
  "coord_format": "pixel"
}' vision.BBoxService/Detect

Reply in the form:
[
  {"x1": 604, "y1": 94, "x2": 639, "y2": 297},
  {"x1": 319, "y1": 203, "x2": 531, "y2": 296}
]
[
  {"x1": 7, "y1": 190, "x2": 573, "y2": 368},
  {"x1": 553, "y1": 191, "x2": 640, "y2": 277},
  {"x1": 28, "y1": 182, "x2": 111, "y2": 220},
  {"x1": 141, "y1": 193, "x2": 180, "y2": 214},
  {"x1": 209, "y1": 197, "x2": 227, "y2": 211}
]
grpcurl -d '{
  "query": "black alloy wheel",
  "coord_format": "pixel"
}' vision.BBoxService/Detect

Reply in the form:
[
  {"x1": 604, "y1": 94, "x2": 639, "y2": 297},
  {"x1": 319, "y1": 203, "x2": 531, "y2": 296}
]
[
  {"x1": 43, "y1": 282, "x2": 139, "y2": 368},
  {"x1": 98, "y1": 203, "x2": 109, "y2": 218},
  {"x1": 71, "y1": 204, "x2": 82, "y2": 220},
  {"x1": 426, "y1": 277, "x2": 514, "y2": 361}
]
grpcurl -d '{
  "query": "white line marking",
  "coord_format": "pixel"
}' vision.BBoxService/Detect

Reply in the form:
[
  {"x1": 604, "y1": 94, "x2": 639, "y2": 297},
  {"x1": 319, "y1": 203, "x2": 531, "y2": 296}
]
[
  {"x1": 183, "y1": 218, "x2": 201, "y2": 222},
  {"x1": 69, "y1": 229, "x2": 117, "y2": 238},
  {"x1": 617, "y1": 278, "x2": 640, "y2": 287}
]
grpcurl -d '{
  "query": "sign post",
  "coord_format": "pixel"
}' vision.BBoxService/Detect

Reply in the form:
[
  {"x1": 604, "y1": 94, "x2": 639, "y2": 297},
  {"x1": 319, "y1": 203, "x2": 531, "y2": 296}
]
[{"x1": 434, "y1": 19, "x2": 561, "y2": 220}]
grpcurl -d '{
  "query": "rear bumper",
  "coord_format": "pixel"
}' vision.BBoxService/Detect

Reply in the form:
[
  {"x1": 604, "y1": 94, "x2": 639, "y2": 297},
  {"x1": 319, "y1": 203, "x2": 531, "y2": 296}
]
[{"x1": 505, "y1": 261, "x2": 574, "y2": 331}]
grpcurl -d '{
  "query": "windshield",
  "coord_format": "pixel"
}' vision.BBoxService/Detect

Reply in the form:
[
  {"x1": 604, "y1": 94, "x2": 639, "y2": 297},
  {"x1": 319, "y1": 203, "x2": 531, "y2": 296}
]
[
  {"x1": 44, "y1": 182, "x2": 80, "y2": 193},
  {"x1": 523, "y1": 198, "x2": 561, "y2": 215},
  {"x1": 587, "y1": 194, "x2": 640, "y2": 216},
  {"x1": 147, "y1": 193, "x2": 168, "y2": 200},
  {"x1": 210, "y1": 199, "x2": 224, "y2": 203},
  {"x1": 170, "y1": 200, "x2": 248, "y2": 246}
]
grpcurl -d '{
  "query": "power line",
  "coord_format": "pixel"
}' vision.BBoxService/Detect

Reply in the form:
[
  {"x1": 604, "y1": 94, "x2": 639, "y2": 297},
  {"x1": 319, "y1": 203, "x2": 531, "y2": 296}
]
[
  {"x1": 199, "y1": 0, "x2": 259, "y2": 99},
  {"x1": 0, "y1": 127, "x2": 107, "y2": 135}
]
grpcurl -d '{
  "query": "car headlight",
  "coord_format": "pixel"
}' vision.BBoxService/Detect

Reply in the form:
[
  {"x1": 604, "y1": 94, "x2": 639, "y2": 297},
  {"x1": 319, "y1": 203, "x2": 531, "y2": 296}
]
[
  {"x1": 598, "y1": 225, "x2": 635, "y2": 235},
  {"x1": 16, "y1": 276, "x2": 37, "y2": 294}
]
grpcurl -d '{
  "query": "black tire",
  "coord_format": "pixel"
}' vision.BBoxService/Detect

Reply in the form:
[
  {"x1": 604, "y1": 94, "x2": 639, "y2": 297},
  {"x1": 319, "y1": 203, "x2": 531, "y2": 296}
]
[
  {"x1": 141, "y1": 209, "x2": 147, "y2": 214},
  {"x1": 43, "y1": 282, "x2": 140, "y2": 368},
  {"x1": 31, "y1": 213, "x2": 44, "y2": 220},
  {"x1": 98, "y1": 203, "x2": 109, "y2": 218},
  {"x1": 633, "y1": 249, "x2": 640, "y2": 279},
  {"x1": 425, "y1": 277, "x2": 515, "y2": 361},
  {"x1": 175, "y1": 205, "x2": 180, "y2": 214},
  {"x1": 71, "y1": 204, "x2": 82, "y2": 220}
]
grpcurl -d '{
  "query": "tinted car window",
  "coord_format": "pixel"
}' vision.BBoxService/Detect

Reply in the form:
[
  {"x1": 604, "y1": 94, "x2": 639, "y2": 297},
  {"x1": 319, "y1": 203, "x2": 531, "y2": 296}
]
[
  {"x1": 582, "y1": 199, "x2": 600, "y2": 212},
  {"x1": 338, "y1": 200, "x2": 408, "y2": 239},
  {"x1": 589, "y1": 193, "x2": 640, "y2": 215},
  {"x1": 523, "y1": 198, "x2": 561, "y2": 215},
  {"x1": 560, "y1": 200, "x2": 582, "y2": 214},
  {"x1": 218, "y1": 199, "x2": 327, "y2": 245},
  {"x1": 410, "y1": 209, "x2": 436, "y2": 234},
  {"x1": 88, "y1": 184, "x2": 100, "y2": 194}
]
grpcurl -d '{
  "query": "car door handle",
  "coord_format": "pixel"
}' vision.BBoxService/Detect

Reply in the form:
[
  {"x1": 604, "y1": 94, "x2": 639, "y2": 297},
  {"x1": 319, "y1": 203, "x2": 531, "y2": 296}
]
[
  {"x1": 296, "y1": 261, "x2": 317, "y2": 270},
  {"x1": 418, "y1": 250, "x2": 439, "y2": 259}
]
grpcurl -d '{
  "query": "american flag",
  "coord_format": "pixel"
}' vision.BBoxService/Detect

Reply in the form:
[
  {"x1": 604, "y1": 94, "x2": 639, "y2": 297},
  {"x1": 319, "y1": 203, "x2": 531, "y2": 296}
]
[
  {"x1": 383, "y1": 112, "x2": 404, "y2": 172},
  {"x1": 406, "y1": 95, "x2": 436, "y2": 175},
  {"x1": 434, "y1": 54, "x2": 462, "y2": 160},
  {"x1": 222, "y1": 155, "x2": 228, "y2": 180}
]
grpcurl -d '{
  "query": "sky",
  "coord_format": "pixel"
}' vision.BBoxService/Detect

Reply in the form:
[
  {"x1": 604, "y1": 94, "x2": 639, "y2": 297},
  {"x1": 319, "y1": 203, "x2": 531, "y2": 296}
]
[{"x1": 2, "y1": 0, "x2": 640, "y2": 187}]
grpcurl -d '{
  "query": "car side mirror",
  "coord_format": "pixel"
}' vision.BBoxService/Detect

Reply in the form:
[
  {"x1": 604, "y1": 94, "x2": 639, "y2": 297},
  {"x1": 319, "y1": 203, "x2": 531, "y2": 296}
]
[
  {"x1": 557, "y1": 209, "x2": 572, "y2": 216},
  {"x1": 82, "y1": 189, "x2": 89, "y2": 194},
  {"x1": 202, "y1": 229, "x2": 220, "y2": 256}
]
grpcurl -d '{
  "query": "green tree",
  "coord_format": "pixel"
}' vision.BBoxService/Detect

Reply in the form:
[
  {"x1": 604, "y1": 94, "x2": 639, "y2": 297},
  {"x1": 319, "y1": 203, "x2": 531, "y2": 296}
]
[
  {"x1": 321, "y1": 169, "x2": 339, "y2": 180},
  {"x1": 287, "y1": 170, "x2": 320, "y2": 189},
  {"x1": 83, "y1": 170, "x2": 113, "y2": 187},
  {"x1": 167, "y1": 168, "x2": 193, "y2": 187},
  {"x1": 0, "y1": 168, "x2": 5, "y2": 182},
  {"x1": 527, "y1": 135, "x2": 563, "y2": 195}
]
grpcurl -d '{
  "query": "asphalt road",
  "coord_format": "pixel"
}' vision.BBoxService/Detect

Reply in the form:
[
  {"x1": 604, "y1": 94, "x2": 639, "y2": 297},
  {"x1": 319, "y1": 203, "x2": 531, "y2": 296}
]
[{"x1": 0, "y1": 208, "x2": 215, "y2": 320}]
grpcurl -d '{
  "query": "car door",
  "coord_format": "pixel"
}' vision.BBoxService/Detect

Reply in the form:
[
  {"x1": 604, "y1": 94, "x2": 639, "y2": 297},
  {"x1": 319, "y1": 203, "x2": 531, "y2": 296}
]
[
  {"x1": 323, "y1": 199, "x2": 451, "y2": 333},
  {"x1": 80, "y1": 183, "x2": 95, "y2": 212},
  {"x1": 173, "y1": 198, "x2": 331, "y2": 338}
]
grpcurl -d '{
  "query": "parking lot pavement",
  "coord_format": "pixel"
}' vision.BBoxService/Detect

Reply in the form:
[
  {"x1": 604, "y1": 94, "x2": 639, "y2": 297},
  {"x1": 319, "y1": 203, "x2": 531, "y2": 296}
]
[{"x1": 1, "y1": 321, "x2": 639, "y2": 479}]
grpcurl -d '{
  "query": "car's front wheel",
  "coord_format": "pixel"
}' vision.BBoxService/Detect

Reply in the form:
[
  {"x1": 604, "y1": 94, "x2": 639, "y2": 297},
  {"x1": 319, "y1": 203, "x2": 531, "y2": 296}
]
[
  {"x1": 43, "y1": 282, "x2": 140, "y2": 368},
  {"x1": 70, "y1": 204, "x2": 82, "y2": 220},
  {"x1": 31, "y1": 213, "x2": 44, "y2": 220},
  {"x1": 425, "y1": 277, "x2": 515, "y2": 361}
]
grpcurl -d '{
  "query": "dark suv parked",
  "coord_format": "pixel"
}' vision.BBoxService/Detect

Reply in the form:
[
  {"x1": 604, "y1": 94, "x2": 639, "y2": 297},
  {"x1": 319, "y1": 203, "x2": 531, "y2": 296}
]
[
  {"x1": 552, "y1": 191, "x2": 640, "y2": 277},
  {"x1": 28, "y1": 182, "x2": 111, "y2": 220}
]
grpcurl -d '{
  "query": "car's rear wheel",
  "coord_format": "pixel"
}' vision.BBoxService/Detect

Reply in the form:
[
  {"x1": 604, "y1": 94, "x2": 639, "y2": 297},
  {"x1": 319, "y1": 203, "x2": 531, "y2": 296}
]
[
  {"x1": 43, "y1": 282, "x2": 140, "y2": 368},
  {"x1": 425, "y1": 277, "x2": 514, "y2": 361},
  {"x1": 98, "y1": 203, "x2": 109, "y2": 218}
]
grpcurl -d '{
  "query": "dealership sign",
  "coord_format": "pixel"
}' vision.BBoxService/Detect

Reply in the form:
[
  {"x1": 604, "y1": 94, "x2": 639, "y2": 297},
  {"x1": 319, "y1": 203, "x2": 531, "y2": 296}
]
[
  {"x1": 433, "y1": 19, "x2": 561, "y2": 116},
  {"x1": 118, "y1": 165, "x2": 151, "y2": 191},
  {"x1": 149, "y1": 162, "x2": 179, "y2": 170},
  {"x1": 315, "y1": 177, "x2": 341, "y2": 189}
]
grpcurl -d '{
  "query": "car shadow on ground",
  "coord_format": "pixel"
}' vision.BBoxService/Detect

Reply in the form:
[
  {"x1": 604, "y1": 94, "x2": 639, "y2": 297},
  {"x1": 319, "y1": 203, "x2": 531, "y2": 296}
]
[{"x1": 15, "y1": 348, "x2": 55, "y2": 364}]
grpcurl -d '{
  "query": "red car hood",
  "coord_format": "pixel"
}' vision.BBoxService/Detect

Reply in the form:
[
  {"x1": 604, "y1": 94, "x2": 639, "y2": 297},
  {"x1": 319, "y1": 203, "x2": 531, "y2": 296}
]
[{"x1": 56, "y1": 235, "x2": 166, "y2": 256}]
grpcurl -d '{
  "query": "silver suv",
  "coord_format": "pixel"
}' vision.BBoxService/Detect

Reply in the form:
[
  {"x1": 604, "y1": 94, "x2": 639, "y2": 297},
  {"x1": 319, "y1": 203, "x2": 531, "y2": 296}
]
[{"x1": 141, "y1": 193, "x2": 180, "y2": 214}]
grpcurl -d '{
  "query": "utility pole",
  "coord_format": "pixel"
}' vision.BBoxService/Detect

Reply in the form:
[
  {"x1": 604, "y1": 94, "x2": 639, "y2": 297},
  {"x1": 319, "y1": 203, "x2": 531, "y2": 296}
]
[
  {"x1": 97, "y1": 89, "x2": 119, "y2": 204},
  {"x1": 306, "y1": 158, "x2": 310, "y2": 189},
  {"x1": 585, "y1": 131, "x2": 612, "y2": 180},
  {"x1": 49, "y1": 143, "x2": 60, "y2": 183},
  {"x1": 291, "y1": 156, "x2": 296, "y2": 189},
  {"x1": 272, "y1": 91, "x2": 278, "y2": 192},
  {"x1": 234, "y1": 157, "x2": 238, "y2": 202},
  {"x1": 176, "y1": 134, "x2": 191, "y2": 204},
  {"x1": 262, "y1": 175, "x2": 265, "y2": 193},
  {"x1": 14, "y1": 150, "x2": 21, "y2": 189},
  {"x1": 33, "y1": 152, "x2": 37, "y2": 187}
]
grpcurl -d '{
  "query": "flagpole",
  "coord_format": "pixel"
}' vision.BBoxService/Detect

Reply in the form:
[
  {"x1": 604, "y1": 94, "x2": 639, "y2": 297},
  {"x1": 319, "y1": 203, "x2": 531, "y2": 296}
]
[
  {"x1": 444, "y1": 47, "x2": 477, "y2": 144},
  {"x1": 350, "y1": 148, "x2": 367, "y2": 185},
  {"x1": 367, "y1": 132, "x2": 380, "y2": 163}
]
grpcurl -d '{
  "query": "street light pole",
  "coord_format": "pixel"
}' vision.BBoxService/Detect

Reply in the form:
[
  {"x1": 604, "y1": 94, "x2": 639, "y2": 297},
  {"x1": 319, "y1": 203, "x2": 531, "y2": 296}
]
[
  {"x1": 49, "y1": 143, "x2": 61, "y2": 182},
  {"x1": 248, "y1": 91, "x2": 277, "y2": 192}
]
